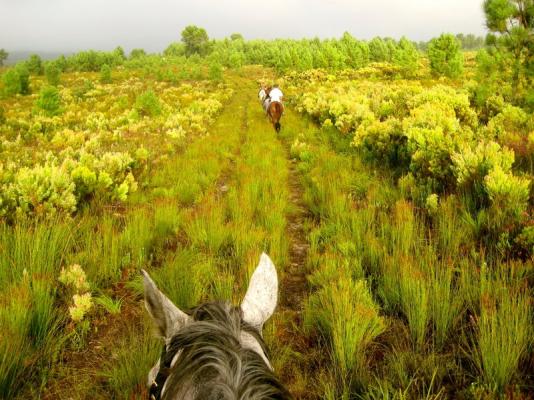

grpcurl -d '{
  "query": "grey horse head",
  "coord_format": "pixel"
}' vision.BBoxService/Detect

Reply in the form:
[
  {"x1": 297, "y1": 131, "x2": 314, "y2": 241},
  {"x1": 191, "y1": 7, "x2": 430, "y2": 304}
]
[{"x1": 142, "y1": 253, "x2": 291, "y2": 400}]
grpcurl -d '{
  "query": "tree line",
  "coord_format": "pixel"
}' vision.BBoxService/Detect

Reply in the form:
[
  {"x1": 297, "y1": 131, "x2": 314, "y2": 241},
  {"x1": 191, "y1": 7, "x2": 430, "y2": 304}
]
[{"x1": 1, "y1": 0, "x2": 531, "y2": 109}]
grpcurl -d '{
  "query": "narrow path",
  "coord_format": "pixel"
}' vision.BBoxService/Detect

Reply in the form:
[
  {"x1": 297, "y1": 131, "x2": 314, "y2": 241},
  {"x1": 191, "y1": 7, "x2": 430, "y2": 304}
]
[
  {"x1": 277, "y1": 156, "x2": 315, "y2": 399},
  {"x1": 280, "y1": 162, "x2": 309, "y2": 312},
  {"x1": 270, "y1": 107, "x2": 320, "y2": 398},
  {"x1": 224, "y1": 74, "x2": 319, "y2": 397}
]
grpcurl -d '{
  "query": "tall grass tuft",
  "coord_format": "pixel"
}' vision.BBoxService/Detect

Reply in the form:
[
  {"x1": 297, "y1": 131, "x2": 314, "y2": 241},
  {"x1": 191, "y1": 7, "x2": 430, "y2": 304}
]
[
  {"x1": 306, "y1": 276, "x2": 386, "y2": 393},
  {"x1": 150, "y1": 250, "x2": 213, "y2": 310},
  {"x1": 184, "y1": 200, "x2": 230, "y2": 256},
  {"x1": 398, "y1": 266, "x2": 430, "y2": 352},
  {"x1": 473, "y1": 287, "x2": 532, "y2": 392},
  {"x1": 121, "y1": 209, "x2": 157, "y2": 269},
  {"x1": 0, "y1": 220, "x2": 71, "y2": 397},
  {"x1": 429, "y1": 264, "x2": 462, "y2": 350},
  {"x1": 0, "y1": 295, "x2": 31, "y2": 398},
  {"x1": 100, "y1": 322, "x2": 160, "y2": 400},
  {"x1": 74, "y1": 215, "x2": 122, "y2": 285}
]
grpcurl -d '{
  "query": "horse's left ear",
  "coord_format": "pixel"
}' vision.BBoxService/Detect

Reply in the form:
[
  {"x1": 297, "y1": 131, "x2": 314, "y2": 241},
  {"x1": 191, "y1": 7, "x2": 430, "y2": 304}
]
[
  {"x1": 142, "y1": 269, "x2": 191, "y2": 339},
  {"x1": 241, "y1": 253, "x2": 278, "y2": 331}
]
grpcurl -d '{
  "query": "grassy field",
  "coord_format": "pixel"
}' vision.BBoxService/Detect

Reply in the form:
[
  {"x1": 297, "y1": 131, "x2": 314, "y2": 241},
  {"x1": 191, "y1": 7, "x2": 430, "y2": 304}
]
[{"x1": 0, "y1": 61, "x2": 532, "y2": 400}]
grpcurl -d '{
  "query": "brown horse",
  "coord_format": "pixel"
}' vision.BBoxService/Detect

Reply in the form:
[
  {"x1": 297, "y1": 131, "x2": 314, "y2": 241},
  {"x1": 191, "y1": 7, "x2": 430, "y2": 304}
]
[{"x1": 268, "y1": 101, "x2": 283, "y2": 133}]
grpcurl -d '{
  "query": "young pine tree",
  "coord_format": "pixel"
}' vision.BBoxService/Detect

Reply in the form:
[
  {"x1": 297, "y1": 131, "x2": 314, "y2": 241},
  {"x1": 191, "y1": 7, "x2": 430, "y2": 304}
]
[
  {"x1": 480, "y1": 0, "x2": 533, "y2": 107},
  {"x1": 427, "y1": 33, "x2": 464, "y2": 78},
  {"x1": 45, "y1": 62, "x2": 61, "y2": 86},
  {"x1": 16, "y1": 64, "x2": 31, "y2": 94},
  {"x1": 2, "y1": 69, "x2": 22, "y2": 96},
  {"x1": 100, "y1": 64, "x2": 112, "y2": 84},
  {"x1": 393, "y1": 37, "x2": 420, "y2": 78},
  {"x1": 35, "y1": 86, "x2": 62, "y2": 116},
  {"x1": 26, "y1": 54, "x2": 44, "y2": 75},
  {"x1": 208, "y1": 61, "x2": 223, "y2": 81}
]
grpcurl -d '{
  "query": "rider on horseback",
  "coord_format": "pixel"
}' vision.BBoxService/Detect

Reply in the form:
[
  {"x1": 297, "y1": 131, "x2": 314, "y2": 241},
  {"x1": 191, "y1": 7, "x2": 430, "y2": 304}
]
[{"x1": 263, "y1": 84, "x2": 284, "y2": 115}]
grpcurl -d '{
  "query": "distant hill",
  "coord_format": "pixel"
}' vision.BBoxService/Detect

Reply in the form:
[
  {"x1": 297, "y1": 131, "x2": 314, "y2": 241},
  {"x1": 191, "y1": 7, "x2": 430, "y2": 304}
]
[{"x1": 5, "y1": 50, "x2": 74, "y2": 65}]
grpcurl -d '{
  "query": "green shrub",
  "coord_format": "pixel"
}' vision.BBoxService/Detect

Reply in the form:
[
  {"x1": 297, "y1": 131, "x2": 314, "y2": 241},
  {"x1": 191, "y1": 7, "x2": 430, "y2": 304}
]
[
  {"x1": 129, "y1": 48, "x2": 146, "y2": 59},
  {"x1": 12, "y1": 164, "x2": 76, "y2": 215},
  {"x1": 134, "y1": 90, "x2": 161, "y2": 117},
  {"x1": 72, "y1": 79, "x2": 94, "y2": 99},
  {"x1": 483, "y1": 166, "x2": 530, "y2": 226},
  {"x1": 208, "y1": 61, "x2": 223, "y2": 81},
  {"x1": 353, "y1": 118, "x2": 408, "y2": 168},
  {"x1": 34, "y1": 86, "x2": 62, "y2": 116},
  {"x1": 15, "y1": 64, "x2": 30, "y2": 95},
  {"x1": 45, "y1": 62, "x2": 61, "y2": 86},
  {"x1": 99, "y1": 64, "x2": 112, "y2": 84},
  {"x1": 26, "y1": 54, "x2": 43, "y2": 75},
  {"x1": 514, "y1": 225, "x2": 534, "y2": 257},
  {"x1": 451, "y1": 141, "x2": 514, "y2": 196},
  {"x1": 427, "y1": 34, "x2": 464, "y2": 78},
  {"x1": 1, "y1": 64, "x2": 30, "y2": 96},
  {"x1": 393, "y1": 37, "x2": 420, "y2": 78},
  {"x1": 71, "y1": 165, "x2": 98, "y2": 200},
  {"x1": 425, "y1": 193, "x2": 439, "y2": 215},
  {"x1": 2, "y1": 69, "x2": 21, "y2": 96}
]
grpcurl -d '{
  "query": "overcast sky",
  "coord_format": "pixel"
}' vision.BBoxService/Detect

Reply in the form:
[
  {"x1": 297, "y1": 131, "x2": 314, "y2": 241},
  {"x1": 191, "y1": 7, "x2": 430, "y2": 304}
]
[{"x1": 0, "y1": 0, "x2": 488, "y2": 53}]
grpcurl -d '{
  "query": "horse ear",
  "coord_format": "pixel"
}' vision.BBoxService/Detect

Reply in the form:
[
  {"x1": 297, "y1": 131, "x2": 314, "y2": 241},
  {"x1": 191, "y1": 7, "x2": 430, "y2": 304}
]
[
  {"x1": 142, "y1": 269, "x2": 190, "y2": 338},
  {"x1": 241, "y1": 253, "x2": 278, "y2": 331}
]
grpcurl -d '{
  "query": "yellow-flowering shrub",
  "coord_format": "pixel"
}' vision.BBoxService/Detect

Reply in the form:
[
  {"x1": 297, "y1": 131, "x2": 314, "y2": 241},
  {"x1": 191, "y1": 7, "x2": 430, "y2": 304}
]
[
  {"x1": 59, "y1": 264, "x2": 90, "y2": 292},
  {"x1": 69, "y1": 293, "x2": 93, "y2": 322},
  {"x1": 0, "y1": 73, "x2": 232, "y2": 219}
]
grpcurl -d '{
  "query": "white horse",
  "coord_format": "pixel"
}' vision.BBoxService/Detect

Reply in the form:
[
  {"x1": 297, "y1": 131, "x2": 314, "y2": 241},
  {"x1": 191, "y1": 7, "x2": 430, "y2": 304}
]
[
  {"x1": 142, "y1": 253, "x2": 291, "y2": 400},
  {"x1": 258, "y1": 86, "x2": 267, "y2": 103}
]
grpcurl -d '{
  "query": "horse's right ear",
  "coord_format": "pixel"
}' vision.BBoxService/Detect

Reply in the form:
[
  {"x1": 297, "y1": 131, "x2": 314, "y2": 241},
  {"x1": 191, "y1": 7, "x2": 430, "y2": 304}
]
[
  {"x1": 142, "y1": 269, "x2": 190, "y2": 339},
  {"x1": 241, "y1": 253, "x2": 278, "y2": 332}
]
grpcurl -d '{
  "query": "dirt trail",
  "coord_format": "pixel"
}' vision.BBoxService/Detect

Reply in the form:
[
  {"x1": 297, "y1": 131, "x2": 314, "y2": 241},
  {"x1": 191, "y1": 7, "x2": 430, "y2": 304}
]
[
  {"x1": 233, "y1": 75, "x2": 317, "y2": 397},
  {"x1": 280, "y1": 160, "x2": 310, "y2": 332},
  {"x1": 278, "y1": 157, "x2": 316, "y2": 399}
]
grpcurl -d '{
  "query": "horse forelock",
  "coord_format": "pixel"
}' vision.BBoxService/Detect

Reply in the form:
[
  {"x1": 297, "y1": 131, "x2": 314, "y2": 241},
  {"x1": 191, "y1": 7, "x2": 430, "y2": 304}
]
[{"x1": 160, "y1": 302, "x2": 291, "y2": 400}]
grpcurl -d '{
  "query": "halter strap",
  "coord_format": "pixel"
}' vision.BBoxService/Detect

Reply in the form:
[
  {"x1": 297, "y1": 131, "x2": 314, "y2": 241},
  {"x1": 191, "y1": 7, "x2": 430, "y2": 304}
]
[{"x1": 149, "y1": 344, "x2": 172, "y2": 400}]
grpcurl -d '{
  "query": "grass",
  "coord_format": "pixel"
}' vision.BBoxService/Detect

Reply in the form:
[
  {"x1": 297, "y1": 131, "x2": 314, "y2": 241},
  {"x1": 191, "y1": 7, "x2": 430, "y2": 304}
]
[
  {"x1": 305, "y1": 277, "x2": 385, "y2": 395},
  {"x1": 429, "y1": 264, "x2": 462, "y2": 350},
  {"x1": 99, "y1": 322, "x2": 160, "y2": 400},
  {"x1": 150, "y1": 250, "x2": 213, "y2": 309},
  {"x1": 95, "y1": 294, "x2": 123, "y2": 315},
  {"x1": 284, "y1": 106, "x2": 533, "y2": 399},
  {"x1": 1, "y1": 66, "x2": 532, "y2": 399},
  {"x1": 0, "y1": 220, "x2": 71, "y2": 398},
  {"x1": 473, "y1": 286, "x2": 532, "y2": 392}
]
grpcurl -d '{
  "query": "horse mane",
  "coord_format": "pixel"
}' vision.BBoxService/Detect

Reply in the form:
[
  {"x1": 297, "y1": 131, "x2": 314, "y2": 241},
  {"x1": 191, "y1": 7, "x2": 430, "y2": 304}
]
[{"x1": 161, "y1": 302, "x2": 292, "y2": 400}]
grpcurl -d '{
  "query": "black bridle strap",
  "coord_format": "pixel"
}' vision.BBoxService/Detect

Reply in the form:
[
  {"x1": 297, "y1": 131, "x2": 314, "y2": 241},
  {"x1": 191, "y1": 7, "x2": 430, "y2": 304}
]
[{"x1": 149, "y1": 344, "x2": 172, "y2": 400}]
